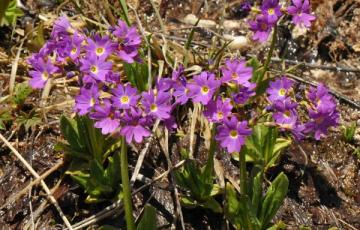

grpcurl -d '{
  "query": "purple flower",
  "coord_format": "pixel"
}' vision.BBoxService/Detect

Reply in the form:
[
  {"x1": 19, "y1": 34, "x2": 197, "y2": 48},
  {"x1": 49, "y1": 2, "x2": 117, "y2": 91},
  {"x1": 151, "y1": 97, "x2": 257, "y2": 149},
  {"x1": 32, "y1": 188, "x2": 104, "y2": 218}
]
[
  {"x1": 163, "y1": 116, "x2": 178, "y2": 130},
  {"x1": 80, "y1": 55, "x2": 113, "y2": 82},
  {"x1": 111, "y1": 83, "x2": 140, "y2": 109},
  {"x1": 204, "y1": 98, "x2": 233, "y2": 123},
  {"x1": 261, "y1": 0, "x2": 283, "y2": 23},
  {"x1": 90, "y1": 100, "x2": 120, "y2": 135},
  {"x1": 232, "y1": 84, "x2": 256, "y2": 104},
  {"x1": 221, "y1": 59, "x2": 253, "y2": 86},
  {"x1": 51, "y1": 16, "x2": 75, "y2": 38},
  {"x1": 187, "y1": 71, "x2": 220, "y2": 105},
  {"x1": 142, "y1": 90, "x2": 172, "y2": 119},
  {"x1": 173, "y1": 81, "x2": 191, "y2": 105},
  {"x1": 304, "y1": 83, "x2": 339, "y2": 140},
  {"x1": 106, "y1": 72, "x2": 121, "y2": 84},
  {"x1": 67, "y1": 33, "x2": 85, "y2": 61},
  {"x1": 287, "y1": 0, "x2": 316, "y2": 28},
  {"x1": 27, "y1": 43, "x2": 54, "y2": 67},
  {"x1": 249, "y1": 15, "x2": 274, "y2": 42},
  {"x1": 86, "y1": 35, "x2": 115, "y2": 59},
  {"x1": 215, "y1": 117, "x2": 251, "y2": 153},
  {"x1": 307, "y1": 83, "x2": 336, "y2": 114},
  {"x1": 156, "y1": 78, "x2": 174, "y2": 92},
  {"x1": 267, "y1": 77, "x2": 294, "y2": 102},
  {"x1": 75, "y1": 86, "x2": 99, "y2": 115},
  {"x1": 171, "y1": 65, "x2": 185, "y2": 83},
  {"x1": 29, "y1": 58, "x2": 59, "y2": 89},
  {"x1": 112, "y1": 20, "x2": 141, "y2": 63},
  {"x1": 120, "y1": 108, "x2": 152, "y2": 143},
  {"x1": 304, "y1": 108, "x2": 339, "y2": 140}
]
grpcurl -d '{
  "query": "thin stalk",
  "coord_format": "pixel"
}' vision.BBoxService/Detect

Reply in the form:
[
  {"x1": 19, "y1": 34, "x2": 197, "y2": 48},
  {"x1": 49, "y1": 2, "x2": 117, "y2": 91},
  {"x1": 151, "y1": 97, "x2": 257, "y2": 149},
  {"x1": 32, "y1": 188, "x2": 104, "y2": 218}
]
[
  {"x1": 120, "y1": 137, "x2": 135, "y2": 230},
  {"x1": 257, "y1": 26, "x2": 278, "y2": 86},
  {"x1": 204, "y1": 124, "x2": 217, "y2": 174},
  {"x1": 239, "y1": 148, "x2": 247, "y2": 196}
]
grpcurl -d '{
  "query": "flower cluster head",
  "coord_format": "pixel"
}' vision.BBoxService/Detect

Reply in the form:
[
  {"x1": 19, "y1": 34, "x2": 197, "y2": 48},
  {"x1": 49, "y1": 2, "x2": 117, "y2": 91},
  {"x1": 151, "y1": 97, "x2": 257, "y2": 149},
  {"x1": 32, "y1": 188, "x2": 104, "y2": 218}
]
[
  {"x1": 287, "y1": 0, "x2": 316, "y2": 28},
  {"x1": 266, "y1": 76, "x2": 339, "y2": 140},
  {"x1": 27, "y1": 17, "x2": 141, "y2": 89},
  {"x1": 304, "y1": 84, "x2": 339, "y2": 140},
  {"x1": 249, "y1": 0, "x2": 316, "y2": 42},
  {"x1": 28, "y1": 15, "x2": 337, "y2": 156}
]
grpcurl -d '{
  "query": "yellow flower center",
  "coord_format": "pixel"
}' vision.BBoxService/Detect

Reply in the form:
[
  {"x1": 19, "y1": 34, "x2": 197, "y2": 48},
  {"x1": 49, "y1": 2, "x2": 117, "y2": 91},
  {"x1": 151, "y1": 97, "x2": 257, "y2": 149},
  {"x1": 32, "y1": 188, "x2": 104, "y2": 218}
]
[
  {"x1": 279, "y1": 88, "x2": 286, "y2": 96},
  {"x1": 120, "y1": 96, "x2": 130, "y2": 104},
  {"x1": 96, "y1": 47, "x2": 105, "y2": 56},
  {"x1": 41, "y1": 72, "x2": 49, "y2": 81},
  {"x1": 268, "y1": 8, "x2": 275, "y2": 15},
  {"x1": 201, "y1": 86, "x2": 210, "y2": 95},
  {"x1": 71, "y1": 47, "x2": 77, "y2": 55},
  {"x1": 317, "y1": 99, "x2": 321, "y2": 106},
  {"x1": 90, "y1": 65, "x2": 98, "y2": 74},
  {"x1": 89, "y1": 98, "x2": 95, "y2": 106},
  {"x1": 150, "y1": 104, "x2": 158, "y2": 112},
  {"x1": 217, "y1": 112, "x2": 224, "y2": 119},
  {"x1": 230, "y1": 130, "x2": 238, "y2": 139},
  {"x1": 231, "y1": 72, "x2": 238, "y2": 79}
]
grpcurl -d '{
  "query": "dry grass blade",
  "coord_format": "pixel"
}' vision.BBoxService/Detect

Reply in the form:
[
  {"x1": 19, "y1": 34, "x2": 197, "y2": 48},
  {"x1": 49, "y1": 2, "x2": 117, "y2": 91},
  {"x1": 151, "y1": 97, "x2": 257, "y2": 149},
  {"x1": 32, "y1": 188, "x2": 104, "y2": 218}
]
[
  {"x1": 9, "y1": 40, "x2": 24, "y2": 95},
  {"x1": 0, "y1": 133, "x2": 73, "y2": 230},
  {"x1": 130, "y1": 119, "x2": 160, "y2": 185},
  {"x1": 189, "y1": 104, "x2": 199, "y2": 159}
]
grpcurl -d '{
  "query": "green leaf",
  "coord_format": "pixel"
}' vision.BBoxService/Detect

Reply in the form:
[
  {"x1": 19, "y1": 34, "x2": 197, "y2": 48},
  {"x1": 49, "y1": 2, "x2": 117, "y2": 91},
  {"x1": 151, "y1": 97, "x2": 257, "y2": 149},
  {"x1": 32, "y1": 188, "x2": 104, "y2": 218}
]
[
  {"x1": 118, "y1": 0, "x2": 130, "y2": 26},
  {"x1": 1, "y1": 0, "x2": 23, "y2": 26},
  {"x1": 342, "y1": 122, "x2": 356, "y2": 142},
  {"x1": 0, "y1": 0, "x2": 11, "y2": 25},
  {"x1": 0, "y1": 110, "x2": 12, "y2": 130},
  {"x1": 104, "y1": 151, "x2": 121, "y2": 187},
  {"x1": 12, "y1": 83, "x2": 32, "y2": 105},
  {"x1": 266, "y1": 138, "x2": 292, "y2": 169},
  {"x1": 60, "y1": 115, "x2": 84, "y2": 152},
  {"x1": 246, "y1": 124, "x2": 286, "y2": 168},
  {"x1": 123, "y1": 62, "x2": 148, "y2": 92},
  {"x1": 259, "y1": 173, "x2": 289, "y2": 228},
  {"x1": 225, "y1": 183, "x2": 241, "y2": 228},
  {"x1": 76, "y1": 115, "x2": 105, "y2": 162},
  {"x1": 15, "y1": 110, "x2": 41, "y2": 132},
  {"x1": 89, "y1": 160, "x2": 113, "y2": 193},
  {"x1": 137, "y1": 205, "x2": 157, "y2": 230},
  {"x1": 200, "y1": 197, "x2": 222, "y2": 213},
  {"x1": 180, "y1": 196, "x2": 197, "y2": 208},
  {"x1": 225, "y1": 183, "x2": 261, "y2": 230},
  {"x1": 266, "y1": 221, "x2": 287, "y2": 230},
  {"x1": 250, "y1": 168, "x2": 263, "y2": 215}
]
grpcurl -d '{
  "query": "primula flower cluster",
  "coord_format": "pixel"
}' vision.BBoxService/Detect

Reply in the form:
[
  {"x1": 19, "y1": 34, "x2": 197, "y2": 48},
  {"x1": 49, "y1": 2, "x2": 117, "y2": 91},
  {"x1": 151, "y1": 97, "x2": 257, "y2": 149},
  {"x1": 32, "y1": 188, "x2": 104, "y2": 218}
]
[
  {"x1": 266, "y1": 77, "x2": 339, "y2": 140},
  {"x1": 249, "y1": 0, "x2": 316, "y2": 42},
  {"x1": 27, "y1": 16, "x2": 338, "y2": 155},
  {"x1": 27, "y1": 16, "x2": 141, "y2": 89}
]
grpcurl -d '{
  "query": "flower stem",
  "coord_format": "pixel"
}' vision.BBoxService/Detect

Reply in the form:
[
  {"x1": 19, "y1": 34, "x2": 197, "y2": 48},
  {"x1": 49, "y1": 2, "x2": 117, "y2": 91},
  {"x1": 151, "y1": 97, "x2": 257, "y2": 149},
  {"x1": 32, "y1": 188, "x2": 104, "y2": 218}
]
[
  {"x1": 257, "y1": 25, "x2": 278, "y2": 86},
  {"x1": 120, "y1": 137, "x2": 135, "y2": 230},
  {"x1": 239, "y1": 148, "x2": 247, "y2": 196}
]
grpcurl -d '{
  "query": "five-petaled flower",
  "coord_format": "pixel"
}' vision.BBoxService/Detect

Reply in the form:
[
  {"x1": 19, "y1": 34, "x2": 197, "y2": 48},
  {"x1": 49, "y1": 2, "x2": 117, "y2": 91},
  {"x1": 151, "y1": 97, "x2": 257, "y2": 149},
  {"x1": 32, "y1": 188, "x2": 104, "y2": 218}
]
[{"x1": 215, "y1": 117, "x2": 252, "y2": 153}]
